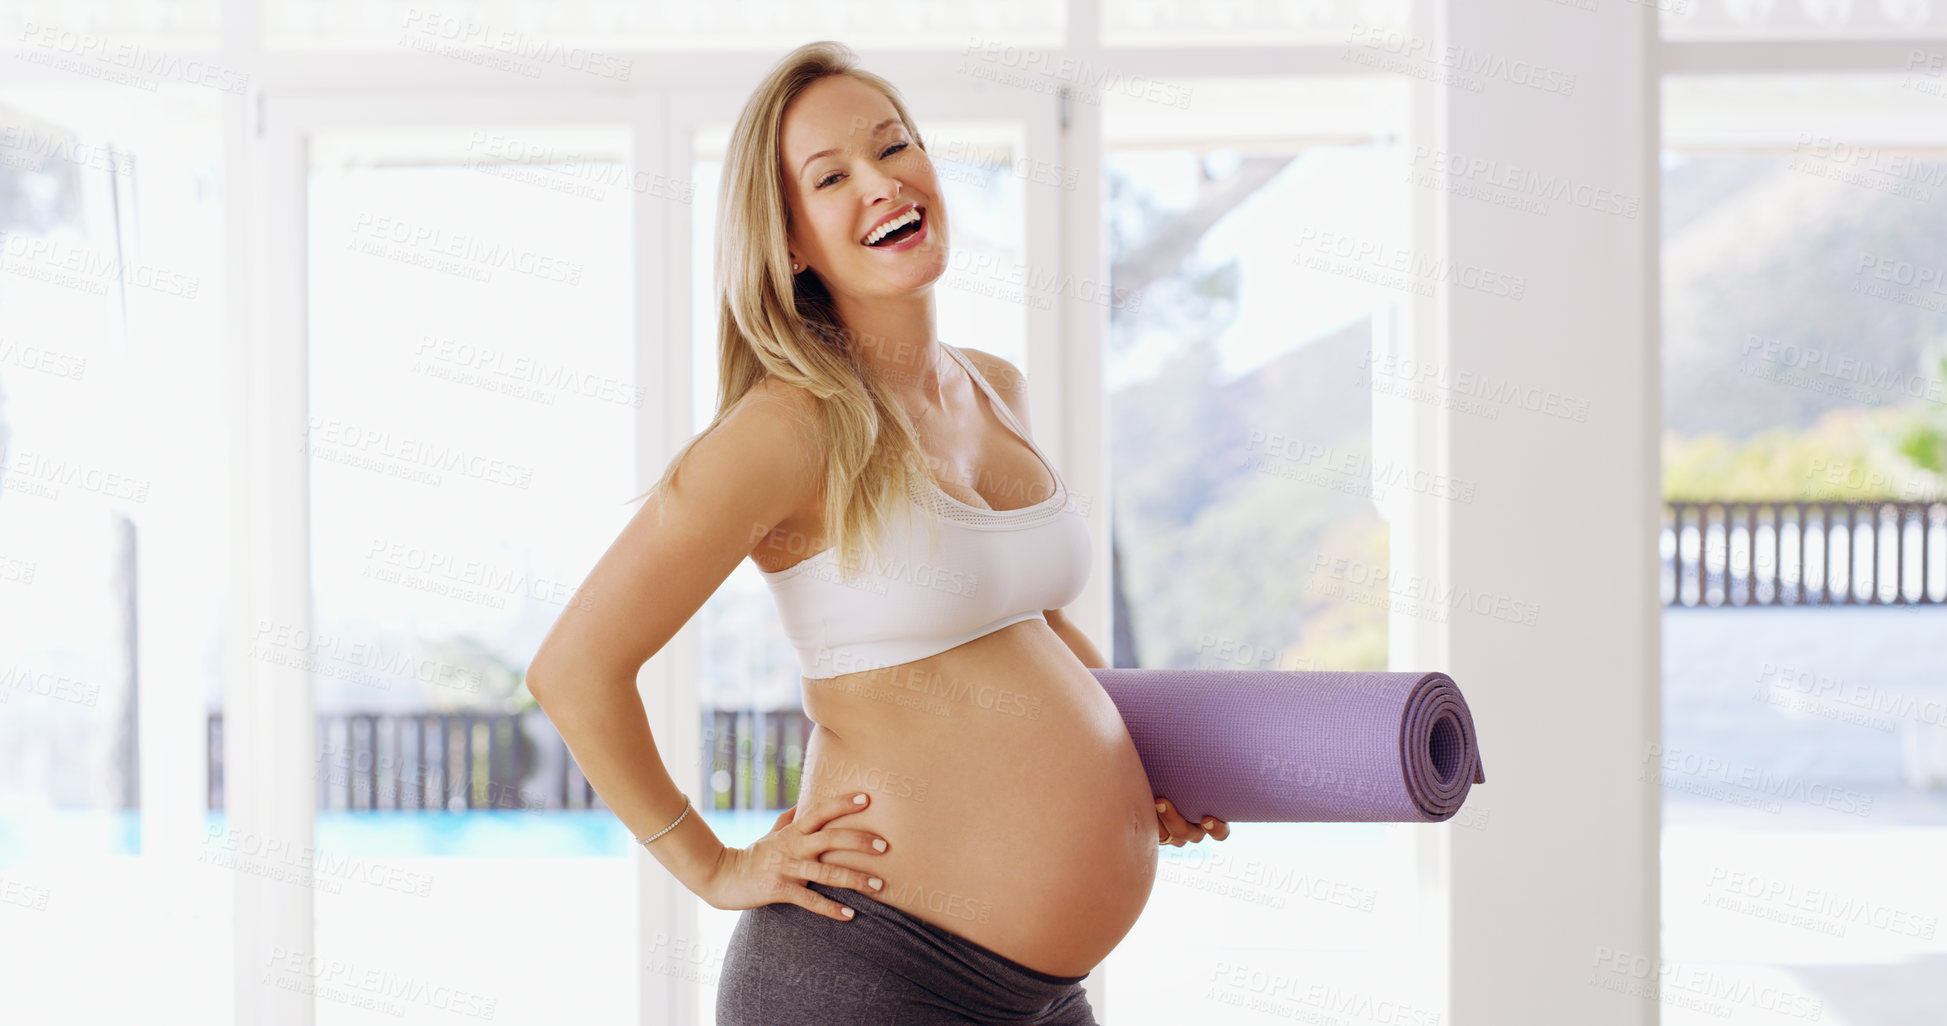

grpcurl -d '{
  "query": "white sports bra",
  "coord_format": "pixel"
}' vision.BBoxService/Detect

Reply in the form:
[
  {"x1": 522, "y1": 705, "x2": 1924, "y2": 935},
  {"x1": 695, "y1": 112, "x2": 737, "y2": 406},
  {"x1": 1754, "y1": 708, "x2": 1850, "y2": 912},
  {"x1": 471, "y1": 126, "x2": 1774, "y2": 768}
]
[{"x1": 755, "y1": 343, "x2": 1091, "y2": 680}]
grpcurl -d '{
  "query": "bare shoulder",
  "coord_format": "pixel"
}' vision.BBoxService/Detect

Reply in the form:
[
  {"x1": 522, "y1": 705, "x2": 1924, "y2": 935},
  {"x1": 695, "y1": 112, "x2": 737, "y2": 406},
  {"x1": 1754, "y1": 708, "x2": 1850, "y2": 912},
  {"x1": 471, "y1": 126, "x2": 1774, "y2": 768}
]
[
  {"x1": 723, "y1": 374, "x2": 830, "y2": 526},
  {"x1": 738, "y1": 373, "x2": 824, "y2": 427},
  {"x1": 953, "y1": 346, "x2": 1033, "y2": 433},
  {"x1": 718, "y1": 375, "x2": 828, "y2": 495},
  {"x1": 524, "y1": 377, "x2": 826, "y2": 685}
]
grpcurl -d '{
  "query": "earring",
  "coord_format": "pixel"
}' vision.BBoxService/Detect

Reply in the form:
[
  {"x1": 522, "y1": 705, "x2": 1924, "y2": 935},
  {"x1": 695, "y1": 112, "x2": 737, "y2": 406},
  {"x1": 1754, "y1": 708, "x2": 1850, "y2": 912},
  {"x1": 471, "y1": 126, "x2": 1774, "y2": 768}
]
[{"x1": 791, "y1": 261, "x2": 801, "y2": 273}]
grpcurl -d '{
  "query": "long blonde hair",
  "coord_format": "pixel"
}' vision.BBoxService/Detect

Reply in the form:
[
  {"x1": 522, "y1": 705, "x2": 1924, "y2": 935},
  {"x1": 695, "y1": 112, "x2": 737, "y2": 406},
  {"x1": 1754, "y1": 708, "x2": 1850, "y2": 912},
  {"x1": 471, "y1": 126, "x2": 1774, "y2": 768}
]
[{"x1": 633, "y1": 40, "x2": 945, "y2": 582}]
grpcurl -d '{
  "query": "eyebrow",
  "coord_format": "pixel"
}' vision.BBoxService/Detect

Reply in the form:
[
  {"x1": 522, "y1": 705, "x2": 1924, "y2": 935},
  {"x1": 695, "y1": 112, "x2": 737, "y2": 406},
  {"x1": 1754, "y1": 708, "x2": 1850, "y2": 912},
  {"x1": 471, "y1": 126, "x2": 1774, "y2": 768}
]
[{"x1": 799, "y1": 117, "x2": 903, "y2": 180}]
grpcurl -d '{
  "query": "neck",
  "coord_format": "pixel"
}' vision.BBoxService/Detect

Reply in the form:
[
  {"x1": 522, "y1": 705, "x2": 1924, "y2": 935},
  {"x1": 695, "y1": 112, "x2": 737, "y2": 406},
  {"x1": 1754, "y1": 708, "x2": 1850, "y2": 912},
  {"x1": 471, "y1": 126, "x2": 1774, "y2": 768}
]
[
  {"x1": 828, "y1": 290, "x2": 945, "y2": 408},
  {"x1": 835, "y1": 342, "x2": 948, "y2": 417}
]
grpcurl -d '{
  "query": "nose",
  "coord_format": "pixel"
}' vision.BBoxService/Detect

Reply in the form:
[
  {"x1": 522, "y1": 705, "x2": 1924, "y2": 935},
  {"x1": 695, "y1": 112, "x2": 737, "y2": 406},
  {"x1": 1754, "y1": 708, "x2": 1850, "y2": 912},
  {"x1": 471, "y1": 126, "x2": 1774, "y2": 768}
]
[{"x1": 859, "y1": 163, "x2": 903, "y2": 206}]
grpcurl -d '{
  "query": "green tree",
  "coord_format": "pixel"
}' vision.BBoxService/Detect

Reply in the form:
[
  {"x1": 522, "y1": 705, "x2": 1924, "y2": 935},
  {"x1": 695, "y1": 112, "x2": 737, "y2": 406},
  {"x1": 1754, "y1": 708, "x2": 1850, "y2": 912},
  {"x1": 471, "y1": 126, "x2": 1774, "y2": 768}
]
[
  {"x1": 1894, "y1": 347, "x2": 1947, "y2": 482},
  {"x1": 1664, "y1": 404, "x2": 1946, "y2": 501}
]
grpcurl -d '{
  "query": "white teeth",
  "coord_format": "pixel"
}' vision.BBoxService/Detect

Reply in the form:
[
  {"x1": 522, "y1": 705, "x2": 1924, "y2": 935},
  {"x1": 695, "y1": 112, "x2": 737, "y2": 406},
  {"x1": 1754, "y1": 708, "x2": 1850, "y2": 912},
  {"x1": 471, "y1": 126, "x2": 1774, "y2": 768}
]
[{"x1": 864, "y1": 208, "x2": 921, "y2": 246}]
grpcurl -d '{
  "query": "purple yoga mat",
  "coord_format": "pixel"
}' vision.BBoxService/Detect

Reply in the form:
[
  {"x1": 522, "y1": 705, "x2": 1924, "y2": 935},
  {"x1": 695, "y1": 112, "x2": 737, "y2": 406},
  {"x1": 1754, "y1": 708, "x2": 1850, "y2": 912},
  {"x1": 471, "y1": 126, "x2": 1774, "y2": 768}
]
[{"x1": 1089, "y1": 668, "x2": 1486, "y2": 824}]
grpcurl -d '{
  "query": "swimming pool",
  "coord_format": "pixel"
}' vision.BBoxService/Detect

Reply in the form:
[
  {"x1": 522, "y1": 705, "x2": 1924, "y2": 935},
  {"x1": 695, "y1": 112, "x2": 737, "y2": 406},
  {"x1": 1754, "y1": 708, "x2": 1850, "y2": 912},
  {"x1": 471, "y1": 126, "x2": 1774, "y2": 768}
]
[
  {"x1": 0, "y1": 809, "x2": 1392, "y2": 863},
  {"x1": 0, "y1": 808, "x2": 788, "y2": 863}
]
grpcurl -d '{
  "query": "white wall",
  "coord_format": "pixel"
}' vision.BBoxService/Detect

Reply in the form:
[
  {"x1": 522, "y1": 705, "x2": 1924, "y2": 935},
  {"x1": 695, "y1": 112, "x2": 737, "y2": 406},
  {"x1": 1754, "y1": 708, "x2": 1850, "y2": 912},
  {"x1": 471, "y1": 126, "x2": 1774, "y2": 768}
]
[{"x1": 1437, "y1": 3, "x2": 1661, "y2": 1023}]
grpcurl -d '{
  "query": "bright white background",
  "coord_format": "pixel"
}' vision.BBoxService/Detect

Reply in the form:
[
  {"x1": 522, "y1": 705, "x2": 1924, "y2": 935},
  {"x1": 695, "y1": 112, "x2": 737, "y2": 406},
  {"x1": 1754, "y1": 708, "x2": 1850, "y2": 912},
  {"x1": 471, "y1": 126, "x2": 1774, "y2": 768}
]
[{"x1": 4, "y1": 1, "x2": 1945, "y2": 1024}]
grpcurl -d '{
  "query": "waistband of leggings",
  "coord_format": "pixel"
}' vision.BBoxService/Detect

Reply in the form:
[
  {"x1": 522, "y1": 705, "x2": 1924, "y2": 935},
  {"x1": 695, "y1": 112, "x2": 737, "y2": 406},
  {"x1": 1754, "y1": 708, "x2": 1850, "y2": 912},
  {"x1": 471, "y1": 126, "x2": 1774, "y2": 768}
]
[{"x1": 806, "y1": 881, "x2": 1090, "y2": 986}]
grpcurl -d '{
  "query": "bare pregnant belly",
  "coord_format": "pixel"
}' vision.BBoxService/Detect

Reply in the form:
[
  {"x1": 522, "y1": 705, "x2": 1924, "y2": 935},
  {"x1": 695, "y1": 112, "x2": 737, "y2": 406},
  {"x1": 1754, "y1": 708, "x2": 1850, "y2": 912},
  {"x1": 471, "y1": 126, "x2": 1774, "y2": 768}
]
[{"x1": 790, "y1": 619, "x2": 1160, "y2": 978}]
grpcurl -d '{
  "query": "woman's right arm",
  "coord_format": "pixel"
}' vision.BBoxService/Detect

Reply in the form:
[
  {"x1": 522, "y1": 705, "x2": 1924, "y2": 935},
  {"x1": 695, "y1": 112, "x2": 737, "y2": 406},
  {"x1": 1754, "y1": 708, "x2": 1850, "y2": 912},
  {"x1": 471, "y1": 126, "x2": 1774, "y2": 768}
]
[{"x1": 524, "y1": 381, "x2": 822, "y2": 896}]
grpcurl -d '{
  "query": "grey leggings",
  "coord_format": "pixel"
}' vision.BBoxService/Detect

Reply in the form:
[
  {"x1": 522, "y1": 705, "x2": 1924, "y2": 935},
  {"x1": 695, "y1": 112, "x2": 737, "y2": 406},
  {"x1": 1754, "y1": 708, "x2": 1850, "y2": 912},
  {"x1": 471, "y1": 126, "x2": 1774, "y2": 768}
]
[{"x1": 715, "y1": 880, "x2": 1099, "y2": 1025}]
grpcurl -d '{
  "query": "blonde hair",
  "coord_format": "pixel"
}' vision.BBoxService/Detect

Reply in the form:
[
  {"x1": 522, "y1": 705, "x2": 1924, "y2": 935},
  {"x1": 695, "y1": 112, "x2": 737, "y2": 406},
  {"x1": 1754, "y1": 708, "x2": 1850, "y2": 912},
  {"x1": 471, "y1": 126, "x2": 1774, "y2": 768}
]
[{"x1": 632, "y1": 40, "x2": 945, "y2": 582}]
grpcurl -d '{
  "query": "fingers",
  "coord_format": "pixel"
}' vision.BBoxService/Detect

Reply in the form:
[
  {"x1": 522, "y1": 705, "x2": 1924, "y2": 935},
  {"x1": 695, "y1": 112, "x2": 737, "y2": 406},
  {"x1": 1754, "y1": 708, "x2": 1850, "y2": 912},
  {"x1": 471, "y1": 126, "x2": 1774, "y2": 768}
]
[
  {"x1": 790, "y1": 799, "x2": 890, "y2": 869},
  {"x1": 781, "y1": 857, "x2": 881, "y2": 921},
  {"x1": 776, "y1": 798, "x2": 893, "y2": 922},
  {"x1": 797, "y1": 790, "x2": 873, "y2": 835},
  {"x1": 818, "y1": 827, "x2": 892, "y2": 857},
  {"x1": 1156, "y1": 798, "x2": 1230, "y2": 842},
  {"x1": 789, "y1": 883, "x2": 857, "y2": 921},
  {"x1": 1155, "y1": 798, "x2": 1208, "y2": 846},
  {"x1": 722, "y1": 797, "x2": 895, "y2": 921},
  {"x1": 812, "y1": 857, "x2": 885, "y2": 896}
]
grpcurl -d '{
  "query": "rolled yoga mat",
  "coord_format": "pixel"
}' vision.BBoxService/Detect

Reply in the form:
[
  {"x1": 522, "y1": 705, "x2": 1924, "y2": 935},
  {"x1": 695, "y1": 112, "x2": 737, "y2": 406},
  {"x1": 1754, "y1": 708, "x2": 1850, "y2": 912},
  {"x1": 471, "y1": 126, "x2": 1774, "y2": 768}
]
[{"x1": 1088, "y1": 668, "x2": 1486, "y2": 824}]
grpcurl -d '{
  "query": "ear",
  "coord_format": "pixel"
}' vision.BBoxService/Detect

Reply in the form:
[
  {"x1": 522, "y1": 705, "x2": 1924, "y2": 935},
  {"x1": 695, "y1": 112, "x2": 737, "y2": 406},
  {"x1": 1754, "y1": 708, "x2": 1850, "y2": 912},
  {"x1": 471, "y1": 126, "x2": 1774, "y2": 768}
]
[{"x1": 783, "y1": 220, "x2": 804, "y2": 271}]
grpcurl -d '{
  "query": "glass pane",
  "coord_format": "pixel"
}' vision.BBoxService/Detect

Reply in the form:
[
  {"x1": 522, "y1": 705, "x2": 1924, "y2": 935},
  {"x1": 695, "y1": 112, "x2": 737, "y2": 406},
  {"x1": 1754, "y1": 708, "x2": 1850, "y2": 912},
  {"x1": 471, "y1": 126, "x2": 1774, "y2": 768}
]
[
  {"x1": 682, "y1": 111, "x2": 1038, "y2": 1012},
  {"x1": 921, "y1": 122, "x2": 1034, "y2": 370},
  {"x1": 269, "y1": 0, "x2": 1061, "y2": 51},
  {"x1": 3, "y1": 1, "x2": 219, "y2": 48},
  {"x1": 1100, "y1": 75, "x2": 1443, "y2": 1022},
  {"x1": 304, "y1": 123, "x2": 637, "y2": 1022},
  {"x1": 1660, "y1": 71, "x2": 1947, "y2": 1023},
  {"x1": 1104, "y1": 0, "x2": 1409, "y2": 47},
  {"x1": 1663, "y1": 0, "x2": 1947, "y2": 39},
  {"x1": 0, "y1": 84, "x2": 230, "y2": 1019}
]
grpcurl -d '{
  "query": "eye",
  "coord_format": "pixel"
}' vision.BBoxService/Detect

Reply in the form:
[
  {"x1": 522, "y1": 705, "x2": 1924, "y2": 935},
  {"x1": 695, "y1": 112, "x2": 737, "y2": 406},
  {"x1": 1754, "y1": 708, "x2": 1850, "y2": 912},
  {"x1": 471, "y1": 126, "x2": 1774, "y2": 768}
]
[{"x1": 812, "y1": 142, "x2": 911, "y2": 190}]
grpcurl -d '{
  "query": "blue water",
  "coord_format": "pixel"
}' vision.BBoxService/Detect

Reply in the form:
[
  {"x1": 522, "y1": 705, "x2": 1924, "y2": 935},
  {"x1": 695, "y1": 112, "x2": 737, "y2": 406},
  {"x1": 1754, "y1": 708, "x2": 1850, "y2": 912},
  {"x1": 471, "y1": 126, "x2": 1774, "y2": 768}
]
[
  {"x1": 0, "y1": 809, "x2": 1393, "y2": 863},
  {"x1": 16, "y1": 607, "x2": 1933, "y2": 864},
  {"x1": 0, "y1": 808, "x2": 788, "y2": 864}
]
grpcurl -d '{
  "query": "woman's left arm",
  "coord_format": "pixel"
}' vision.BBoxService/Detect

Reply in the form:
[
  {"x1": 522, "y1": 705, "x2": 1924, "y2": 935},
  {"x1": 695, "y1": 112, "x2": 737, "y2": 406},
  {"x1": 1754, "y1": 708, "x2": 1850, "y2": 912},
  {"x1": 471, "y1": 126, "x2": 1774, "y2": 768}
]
[
  {"x1": 1043, "y1": 606, "x2": 1108, "y2": 669},
  {"x1": 1042, "y1": 605, "x2": 1233, "y2": 846},
  {"x1": 973, "y1": 346, "x2": 1221, "y2": 840}
]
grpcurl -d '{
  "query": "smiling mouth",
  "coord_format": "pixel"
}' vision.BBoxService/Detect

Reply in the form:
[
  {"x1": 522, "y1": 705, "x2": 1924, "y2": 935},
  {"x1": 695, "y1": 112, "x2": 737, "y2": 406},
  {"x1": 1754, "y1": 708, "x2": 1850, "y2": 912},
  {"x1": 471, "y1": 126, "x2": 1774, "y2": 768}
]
[{"x1": 862, "y1": 206, "x2": 925, "y2": 248}]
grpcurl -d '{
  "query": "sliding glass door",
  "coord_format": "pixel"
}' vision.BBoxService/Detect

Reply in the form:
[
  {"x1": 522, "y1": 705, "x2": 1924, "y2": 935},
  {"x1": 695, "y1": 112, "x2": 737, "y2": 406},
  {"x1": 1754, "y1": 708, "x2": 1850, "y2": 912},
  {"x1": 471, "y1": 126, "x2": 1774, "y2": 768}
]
[{"x1": 249, "y1": 80, "x2": 1062, "y2": 1025}]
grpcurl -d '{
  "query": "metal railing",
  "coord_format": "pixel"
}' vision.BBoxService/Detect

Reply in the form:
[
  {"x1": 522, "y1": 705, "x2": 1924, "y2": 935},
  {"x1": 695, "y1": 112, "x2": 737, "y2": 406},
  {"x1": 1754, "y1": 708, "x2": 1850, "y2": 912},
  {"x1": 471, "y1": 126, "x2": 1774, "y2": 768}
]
[
  {"x1": 704, "y1": 707, "x2": 812, "y2": 810},
  {"x1": 205, "y1": 501, "x2": 1943, "y2": 815},
  {"x1": 207, "y1": 707, "x2": 815, "y2": 813},
  {"x1": 1663, "y1": 499, "x2": 1947, "y2": 608}
]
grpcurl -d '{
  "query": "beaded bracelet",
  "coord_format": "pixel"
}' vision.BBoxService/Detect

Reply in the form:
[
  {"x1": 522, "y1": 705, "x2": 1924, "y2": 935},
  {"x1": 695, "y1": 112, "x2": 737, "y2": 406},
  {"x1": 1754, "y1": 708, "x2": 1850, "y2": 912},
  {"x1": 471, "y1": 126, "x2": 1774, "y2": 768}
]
[{"x1": 636, "y1": 794, "x2": 692, "y2": 847}]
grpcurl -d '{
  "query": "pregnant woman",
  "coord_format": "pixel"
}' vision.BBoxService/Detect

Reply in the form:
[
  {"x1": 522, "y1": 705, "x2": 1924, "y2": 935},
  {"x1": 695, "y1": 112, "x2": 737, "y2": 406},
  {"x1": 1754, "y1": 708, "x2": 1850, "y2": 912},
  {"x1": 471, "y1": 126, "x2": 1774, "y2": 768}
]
[{"x1": 527, "y1": 41, "x2": 1228, "y2": 1025}]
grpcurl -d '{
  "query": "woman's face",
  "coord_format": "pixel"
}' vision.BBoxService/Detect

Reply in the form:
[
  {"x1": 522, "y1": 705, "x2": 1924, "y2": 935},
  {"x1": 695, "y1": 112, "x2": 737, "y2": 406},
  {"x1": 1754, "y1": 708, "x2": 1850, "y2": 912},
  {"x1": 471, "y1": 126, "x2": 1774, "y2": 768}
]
[{"x1": 779, "y1": 74, "x2": 947, "y2": 297}]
